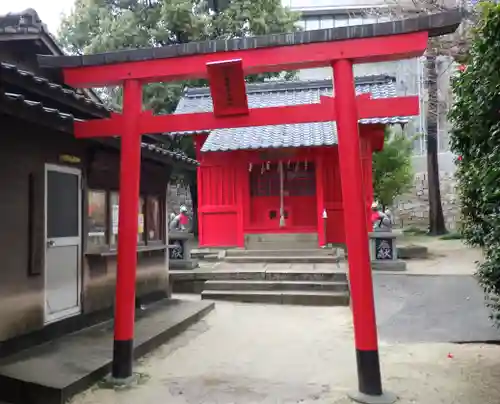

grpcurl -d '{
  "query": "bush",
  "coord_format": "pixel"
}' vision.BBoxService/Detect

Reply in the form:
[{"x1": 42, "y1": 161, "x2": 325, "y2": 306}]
[
  {"x1": 440, "y1": 232, "x2": 462, "y2": 240},
  {"x1": 449, "y1": 2, "x2": 500, "y2": 324},
  {"x1": 402, "y1": 226, "x2": 428, "y2": 236},
  {"x1": 373, "y1": 127, "x2": 414, "y2": 209}
]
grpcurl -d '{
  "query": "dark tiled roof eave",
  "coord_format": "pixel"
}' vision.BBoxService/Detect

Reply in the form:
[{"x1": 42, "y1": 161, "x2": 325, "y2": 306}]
[
  {"x1": 37, "y1": 10, "x2": 462, "y2": 69},
  {"x1": 140, "y1": 143, "x2": 198, "y2": 166},
  {"x1": 0, "y1": 91, "x2": 76, "y2": 125},
  {"x1": 172, "y1": 75, "x2": 412, "y2": 152},
  {"x1": 0, "y1": 92, "x2": 198, "y2": 166},
  {"x1": 0, "y1": 62, "x2": 110, "y2": 117}
]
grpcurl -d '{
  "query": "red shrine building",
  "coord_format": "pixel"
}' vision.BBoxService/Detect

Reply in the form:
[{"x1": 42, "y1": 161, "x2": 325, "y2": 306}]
[{"x1": 175, "y1": 75, "x2": 411, "y2": 248}]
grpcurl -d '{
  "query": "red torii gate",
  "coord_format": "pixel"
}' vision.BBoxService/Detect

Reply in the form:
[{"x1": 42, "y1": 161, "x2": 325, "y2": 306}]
[{"x1": 39, "y1": 10, "x2": 461, "y2": 404}]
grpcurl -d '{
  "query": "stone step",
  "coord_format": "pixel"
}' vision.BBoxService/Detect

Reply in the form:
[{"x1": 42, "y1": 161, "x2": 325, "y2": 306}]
[
  {"x1": 170, "y1": 270, "x2": 348, "y2": 294},
  {"x1": 201, "y1": 290, "x2": 350, "y2": 306},
  {"x1": 0, "y1": 299, "x2": 214, "y2": 404},
  {"x1": 245, "y1": 242, "x2": 319, "y2": 250},
  {"x1": 171, "y1": 270, "x2": 347, "y2": 282},
  {"x1": 225, "y1": 249, "x2": 333, "y2": 257},
  {"x1": 224, "y1": 255, "x2": 341, "y2": 264},
  {"x1": 245, "y1": 233, "x2": 319, "y2": 250},
  {"x1": 204, "y1": 280, "x2": 349, "y2": 292},
  {"x1": 245, "y1": 233, "x2": 318, "y2": 243},
  {"x1": 191, "y1": 249, "x2": 227, "y2": 260}
]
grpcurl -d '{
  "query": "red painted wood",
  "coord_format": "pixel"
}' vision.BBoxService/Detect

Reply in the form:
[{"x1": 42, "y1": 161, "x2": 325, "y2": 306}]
[
  {"x1": 315, "y1": 153, "x2": 326, "y2": 247},
  {"x1": 370, "y1": 127, "x2": 385, "y2": 151},
  {"x1": 114, "y1": 80, "x2": 142, "y2": 343},
  {"x1": 197, "y1": 138, "x2": 377, "y2": 247},
  {"x1": 245, "y1": 227, "x2": 317, "y2": 234},
  {"x1": 322, "y1": 149, "x2": 345, "y2": 245},
  {"x1": 333, "y1": 59, "x2": 378, "y2": 351},
  {"x1": 196, "y1": 164, "x2": 204, "y2": 246},
  {"x1": 361, "y1": 133, "x2": 375, "y2": 231},
  {"x1": 195, "y1": 134, "x2": 209, "y2": 245},
  {"x1": 236, "y1": 165, "x2": 246, "y2": 247},
  {"x1": 74, "y1": 96, "x2": 419, "y2": 139},
  {"x1": 248, "y1": 195, "x2": 316, "y2": 231},
  {"x1": 246, "y1": 160, "x2": 317, "y2": 233},
  {"x1": 198, "y1": 164, "x2": 242, "y2": 247},
  {"x1": 207, "y1": 59, "x2": 249, "y2": 117},
  {"x1": 62, "y1": 32, "x2": 428, "y2": 87},
  {"x1": 201, "y1": 211, "x2": 239, "y2": 246},
  {"x1": 194, "y1": 133, "x2": 209, "y2": 160}
]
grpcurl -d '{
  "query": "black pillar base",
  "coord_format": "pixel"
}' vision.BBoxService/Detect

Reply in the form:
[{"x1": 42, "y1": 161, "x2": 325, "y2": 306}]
[
  {"x1": 356, "y1": 349, "x2": 382, "y2": 395},
  {"x1": 350, "y1": 349, "x2": 397, "y2": 404},
  {"x1": 112, "y1": 339, "x2": 134, "y2": 380},
  {"x1": 348, "y1": 390, "x2": 398, "y2": 404}
]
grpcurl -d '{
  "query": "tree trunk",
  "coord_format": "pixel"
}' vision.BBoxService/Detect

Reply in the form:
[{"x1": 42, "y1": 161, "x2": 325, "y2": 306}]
[{"x1": 426, "y1": 54, "x2": 448, "y2": 236}]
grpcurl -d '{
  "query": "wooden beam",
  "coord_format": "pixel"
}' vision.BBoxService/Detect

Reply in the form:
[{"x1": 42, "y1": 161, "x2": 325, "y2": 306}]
[
  {"x1": 74, "y1": 95, "x2": 419, "y2": 139},
  {"x1": 60, "y1": 32, "x2": 428, "y2": 87}
]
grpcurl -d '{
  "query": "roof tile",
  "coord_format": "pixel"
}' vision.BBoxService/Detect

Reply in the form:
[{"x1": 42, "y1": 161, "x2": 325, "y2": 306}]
[
  {"x1": 173, "y1": 75, "x2": 412, "y2": 152},
  {"x1": 0, "y1": 62, "x2": 109, "y2": 115}
]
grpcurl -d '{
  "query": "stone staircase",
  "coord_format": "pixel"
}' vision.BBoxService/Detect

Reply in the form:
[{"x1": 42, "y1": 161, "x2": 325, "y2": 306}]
[
  {"x1": 200, "y1": 270, "x2": 350, "y2": 306},
  {"x1": 245, "y1": 233, "x2": 319, "y2": 250},
  {"x1": 223, "y1": 248, "x2": 341, "y2": 264},
  {"x1": 211, "y1": 233, "x2": 345, "y2": 265}
]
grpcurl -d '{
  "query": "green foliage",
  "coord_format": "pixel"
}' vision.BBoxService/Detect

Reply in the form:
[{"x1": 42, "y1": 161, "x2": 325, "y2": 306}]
[
  {"x1": 440, "y1": 232, "x2": 463, "y2": 240},
  {"x1": 402, "y1": 226, "x2": 428, "y2": 236},
  {"x1": 58, "y1": 0, "x2": 300, "y2": 116},
  {"x1": 449, "y1": 2, "x2": 500, "y2": 323},
  {"x1": 372, "y1": 127, "x2": 414, "y2": 209},
  {"x1": 59, "y1": 0, "x2": 299, "y2": 237}
]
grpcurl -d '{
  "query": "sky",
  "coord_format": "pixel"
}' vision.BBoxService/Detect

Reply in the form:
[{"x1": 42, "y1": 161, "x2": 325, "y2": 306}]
[{"x1": 0, "y1": 0, "x2": 73, "y2": 35}]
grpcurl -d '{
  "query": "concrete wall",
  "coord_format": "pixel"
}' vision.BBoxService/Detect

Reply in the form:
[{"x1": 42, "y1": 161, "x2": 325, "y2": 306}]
[{"x1": 0, "y1": 115, "x2": 171, "y2": 343}]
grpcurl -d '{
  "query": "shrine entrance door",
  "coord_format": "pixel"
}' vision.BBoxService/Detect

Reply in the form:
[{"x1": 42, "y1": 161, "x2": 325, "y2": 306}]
[{"x1": 249, "y1": 161, "x2": 317, "y2": 232}]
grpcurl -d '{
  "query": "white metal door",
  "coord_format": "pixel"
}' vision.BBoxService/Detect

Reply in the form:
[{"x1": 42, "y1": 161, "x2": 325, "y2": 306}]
[{"x1": 44, "y1": 164, "x2": 82, "y2": 324}]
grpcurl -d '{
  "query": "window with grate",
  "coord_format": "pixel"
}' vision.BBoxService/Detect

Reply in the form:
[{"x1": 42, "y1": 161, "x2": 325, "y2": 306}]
[{"x1": 250, "y1": 162, "x2": 316, "y2": 197}]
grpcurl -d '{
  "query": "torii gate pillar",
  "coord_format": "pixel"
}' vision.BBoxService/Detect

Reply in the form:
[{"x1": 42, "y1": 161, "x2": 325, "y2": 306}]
[
  {"x1": 333, "y1": 59, "x2": 396, "y2": 404},
  {"x1": 112, "y1": 79, "x2": 143, "y2": 380}
]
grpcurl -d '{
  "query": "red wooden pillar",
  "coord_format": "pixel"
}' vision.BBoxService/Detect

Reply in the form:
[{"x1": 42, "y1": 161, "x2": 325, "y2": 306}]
[
  {"x1": 315, "y1": 151, "x2": 326, "y2": 246},
  {"x1": 332, "y1": 60, "x2": 395, "y2": 403},
  {"x1": 236, "y1": 161, "x2": 247, "y2": 248},
  {"x1": 361, "y1": 132, "x2": 375, "y2": 232},
  {"x1": 112, "y1": 79, "x2": 143, "y2": 380}
]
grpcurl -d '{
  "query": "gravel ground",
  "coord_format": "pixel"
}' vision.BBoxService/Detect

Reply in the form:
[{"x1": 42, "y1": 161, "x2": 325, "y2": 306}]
[
  {"x1": 71, "y1": 240, "x2": 500, "y2": 404},
  {"x1": 374, "y1": 274, "x2": 499, "y2": 343},
  {"x1": 71, "y1": 302, "x2": 500, "y2": 404}
]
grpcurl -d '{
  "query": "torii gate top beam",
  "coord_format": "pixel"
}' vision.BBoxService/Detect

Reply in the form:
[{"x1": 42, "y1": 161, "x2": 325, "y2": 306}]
[{"x1": 38, "y1": 10, "x2": 461, "y2": 88}]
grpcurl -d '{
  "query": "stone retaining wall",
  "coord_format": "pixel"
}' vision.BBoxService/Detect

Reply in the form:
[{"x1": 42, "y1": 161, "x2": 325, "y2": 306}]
[
  {"x1": 167, "y1": 183, "x2": 192, "y2": 217},
  {"x1": 392, "y1": 170, "x2": 459, "y2": 230}
]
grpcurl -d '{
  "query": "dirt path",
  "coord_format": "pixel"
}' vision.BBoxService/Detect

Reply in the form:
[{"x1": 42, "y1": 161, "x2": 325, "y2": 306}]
[
  {"x1": 395, "y1": 238, "x2": 482, "y2": 275},
  {"x1": 70, "y1": 239, "x2": 498, "y2": 404},
  {"x1": 71, "y1": 302, "x2": 500, "y2": 404}
]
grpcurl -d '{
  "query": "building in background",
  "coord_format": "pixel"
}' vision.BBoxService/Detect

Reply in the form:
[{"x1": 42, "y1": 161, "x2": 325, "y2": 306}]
[
  {"x1": 284, "y1": 0, "x2": 461, "y2": 229},
  {"x1": 0, "y1": 9, "x2": 198, "y2": 353},
  {"x1": 176, "y1": 76, "x2": 411, "y2": 248}
]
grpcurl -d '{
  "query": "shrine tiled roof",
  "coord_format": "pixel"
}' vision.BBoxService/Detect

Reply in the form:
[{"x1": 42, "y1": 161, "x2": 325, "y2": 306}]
[{"x1": 173, "y1": 75, "x2": 412, "y2": 152}]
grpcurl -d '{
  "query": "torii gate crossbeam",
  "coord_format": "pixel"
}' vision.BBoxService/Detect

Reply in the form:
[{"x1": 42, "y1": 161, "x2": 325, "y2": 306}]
[{"x1": 38, "y1": 10, "x2": 462, "y2": 404}]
